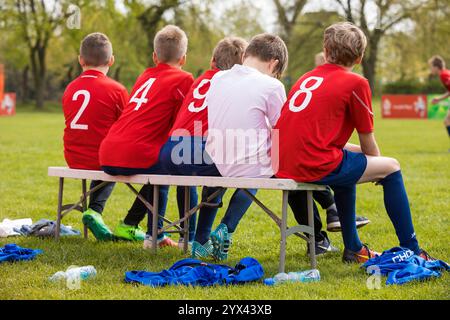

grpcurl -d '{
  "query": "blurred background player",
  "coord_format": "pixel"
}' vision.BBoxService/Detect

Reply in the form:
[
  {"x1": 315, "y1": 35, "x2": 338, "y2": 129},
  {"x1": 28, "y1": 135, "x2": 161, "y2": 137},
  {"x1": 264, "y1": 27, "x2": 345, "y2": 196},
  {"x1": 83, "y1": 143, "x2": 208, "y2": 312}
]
[
  {"x1": 63, "y1": 33, "x2": 128, "y2": 241},
  {"x1": 428, "y1": 55, "x2": 450, "y2": 138},
  {"x1": 99, "y1": 25, "x2": 197, "y2": 248}
]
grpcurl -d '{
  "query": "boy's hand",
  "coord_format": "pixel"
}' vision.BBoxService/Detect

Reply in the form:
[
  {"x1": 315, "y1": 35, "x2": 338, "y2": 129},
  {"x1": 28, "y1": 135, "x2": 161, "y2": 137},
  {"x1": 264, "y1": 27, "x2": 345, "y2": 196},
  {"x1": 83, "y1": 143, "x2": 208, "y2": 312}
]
[{"x1": 432, "y1": 98, "x2": 440, "y2": 105}]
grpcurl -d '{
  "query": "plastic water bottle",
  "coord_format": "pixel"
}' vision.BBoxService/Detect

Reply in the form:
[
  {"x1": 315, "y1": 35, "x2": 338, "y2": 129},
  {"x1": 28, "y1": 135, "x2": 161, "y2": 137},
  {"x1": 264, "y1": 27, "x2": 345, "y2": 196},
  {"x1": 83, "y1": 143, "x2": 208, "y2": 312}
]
[
  {"x1": 264, "y1": 269, "x2": 320, "y2": 286},
  {"x1": 49, "y1": 266, "x2": 97, "y2": 282}
]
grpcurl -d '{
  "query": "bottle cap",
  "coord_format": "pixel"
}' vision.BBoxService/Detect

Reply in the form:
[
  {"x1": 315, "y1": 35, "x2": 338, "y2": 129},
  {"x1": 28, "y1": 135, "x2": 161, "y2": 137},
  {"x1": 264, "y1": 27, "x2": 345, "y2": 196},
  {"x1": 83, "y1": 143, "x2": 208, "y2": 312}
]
[{"x1": 263, "y1": 278, "x2": 275, "y2": 286}]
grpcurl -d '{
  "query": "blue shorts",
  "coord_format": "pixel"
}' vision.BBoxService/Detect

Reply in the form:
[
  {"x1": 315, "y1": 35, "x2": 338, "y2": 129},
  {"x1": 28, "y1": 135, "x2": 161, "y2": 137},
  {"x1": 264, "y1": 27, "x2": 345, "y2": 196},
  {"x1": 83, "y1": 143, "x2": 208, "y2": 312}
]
[{"x1": 314, "y1": 150, "x2": 367, "y2": 187}]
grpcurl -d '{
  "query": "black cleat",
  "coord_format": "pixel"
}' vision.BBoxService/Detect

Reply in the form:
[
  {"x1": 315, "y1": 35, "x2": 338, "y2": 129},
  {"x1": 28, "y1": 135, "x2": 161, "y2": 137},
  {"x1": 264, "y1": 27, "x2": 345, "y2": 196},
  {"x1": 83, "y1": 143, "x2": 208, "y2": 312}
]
[{"x1": 327, "y1": 209, "x2": 371, "y2": 232}]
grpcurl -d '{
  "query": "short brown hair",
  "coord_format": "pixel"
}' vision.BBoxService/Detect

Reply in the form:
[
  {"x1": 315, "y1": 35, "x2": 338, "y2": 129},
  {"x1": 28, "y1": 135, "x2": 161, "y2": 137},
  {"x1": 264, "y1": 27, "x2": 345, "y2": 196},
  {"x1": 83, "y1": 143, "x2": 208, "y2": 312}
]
[
  {"x1": 80, "y1": 33, "x2": 113, "y2": 67},
  {"x1": 244, "y1": 33, "x2": 288, "y2": 79},
  {"x1": 323, "y1": 22, "x2": 367, "y2": 67},
  {"x1": 429, "y1": 55, "x2": 445, "y2": 70},
  {"x1": 154, "y1": 25, "x2": 188, "y2": 63},
  {"x1": 212, "y1": 37, "x2": 248, "y2": 70}
]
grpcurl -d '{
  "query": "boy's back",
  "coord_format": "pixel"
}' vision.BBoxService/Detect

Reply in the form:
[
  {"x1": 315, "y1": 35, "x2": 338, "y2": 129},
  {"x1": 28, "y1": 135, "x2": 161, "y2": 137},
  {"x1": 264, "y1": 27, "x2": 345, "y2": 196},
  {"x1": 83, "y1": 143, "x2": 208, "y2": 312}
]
[
  {"x1": 275, "y1": 63, "x2": 373, "y2": 182},
  {"x1": 63, "y1": 69, "x2": 128, "y2": 170},
  {"x1": 206, "y1": 64, "x2": 286, "y2": 178},
  {"x1": 99, "y1": 64, "x2": 194, "y2": 169}
]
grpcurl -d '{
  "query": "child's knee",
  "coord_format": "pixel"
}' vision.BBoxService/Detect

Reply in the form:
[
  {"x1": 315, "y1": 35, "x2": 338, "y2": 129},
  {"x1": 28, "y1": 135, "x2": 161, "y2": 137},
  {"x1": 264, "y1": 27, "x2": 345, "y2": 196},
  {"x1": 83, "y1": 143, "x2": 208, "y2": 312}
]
[{"x1": 384, "y1": 157, "x2": 401, "y2": 175}]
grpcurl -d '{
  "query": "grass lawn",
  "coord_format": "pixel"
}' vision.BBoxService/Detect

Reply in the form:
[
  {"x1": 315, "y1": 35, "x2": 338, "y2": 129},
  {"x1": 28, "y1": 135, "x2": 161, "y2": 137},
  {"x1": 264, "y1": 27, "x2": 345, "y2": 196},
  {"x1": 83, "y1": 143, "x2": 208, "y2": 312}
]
[{"x1": 0, "y1": 102, "x2": 449, "y2": 300}]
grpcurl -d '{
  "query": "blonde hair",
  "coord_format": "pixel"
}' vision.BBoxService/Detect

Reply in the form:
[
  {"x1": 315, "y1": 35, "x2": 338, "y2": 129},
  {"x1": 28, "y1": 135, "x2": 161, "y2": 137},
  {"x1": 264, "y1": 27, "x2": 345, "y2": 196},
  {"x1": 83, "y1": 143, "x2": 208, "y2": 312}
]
[
  {"x1": 80, "y1": 33, "x2": 113, "y2": 67},
  {"x1": 244, "y1": 33, "x2": 288, "y2": 79},
  {"x1": 429, "y1": 55, "x2": 445, "y2": 70},
  {"x1": 323, "y1": 22, "x2": 367, "y2": 67},
  {"x1": 154, "y1": 25, "x2": 188, "y2": 63},
  {"x1": 212, "y1": 37, "x2": 248, "y2": 70}
]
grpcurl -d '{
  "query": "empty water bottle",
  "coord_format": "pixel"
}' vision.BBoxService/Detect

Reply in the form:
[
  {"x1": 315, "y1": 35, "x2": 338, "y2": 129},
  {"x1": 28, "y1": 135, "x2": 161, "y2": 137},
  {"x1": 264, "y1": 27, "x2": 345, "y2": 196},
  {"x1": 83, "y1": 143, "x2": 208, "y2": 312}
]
[
  {"x1": 264, "y1": 269, "x2": 320, "y2": 286},
  {"x1": 49, "y1": 265, "x2": 97, "y2": 282}
]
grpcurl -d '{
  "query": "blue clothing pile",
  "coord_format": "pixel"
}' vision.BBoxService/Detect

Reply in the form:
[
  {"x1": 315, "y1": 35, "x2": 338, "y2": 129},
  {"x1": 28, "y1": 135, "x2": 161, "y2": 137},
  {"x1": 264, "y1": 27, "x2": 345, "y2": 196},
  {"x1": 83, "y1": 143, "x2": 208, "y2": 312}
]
[
  {"x1": 0, "y1": 244, "x2": 43, "y2": 263},
  {"x1": 362, "y1": 247, "x2": 449, "y2": 285},
  {"x1": 125, "y1": 257, "x2": 264, "y2": 287}
]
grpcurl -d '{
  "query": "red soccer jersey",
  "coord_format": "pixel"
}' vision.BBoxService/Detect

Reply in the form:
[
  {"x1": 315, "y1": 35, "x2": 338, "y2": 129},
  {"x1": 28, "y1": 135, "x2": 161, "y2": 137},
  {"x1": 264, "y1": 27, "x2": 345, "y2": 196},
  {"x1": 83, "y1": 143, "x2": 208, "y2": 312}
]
[
  {"x1": 99, "y1": 63, "x2": 194, "y2": 169},
  {"x1": 275, "y1": 63, "x2": 374, "y2": 182},
  {"x1": 170, "y1": 69, "x2": 220, "y2": 137},
  {"x1": 440, "y1": 69, "x2": 450, "y2": 91},
  {"x1": 63, "y1": 70, "x2": 128, "y2": 170}
]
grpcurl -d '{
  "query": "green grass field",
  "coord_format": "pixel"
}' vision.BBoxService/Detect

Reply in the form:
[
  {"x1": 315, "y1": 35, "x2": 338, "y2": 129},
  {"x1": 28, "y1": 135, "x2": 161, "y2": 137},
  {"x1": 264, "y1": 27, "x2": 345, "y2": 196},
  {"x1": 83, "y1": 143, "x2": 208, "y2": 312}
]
[{"x1": 0, "y1": 103, "x2": 449, "y2": 300}]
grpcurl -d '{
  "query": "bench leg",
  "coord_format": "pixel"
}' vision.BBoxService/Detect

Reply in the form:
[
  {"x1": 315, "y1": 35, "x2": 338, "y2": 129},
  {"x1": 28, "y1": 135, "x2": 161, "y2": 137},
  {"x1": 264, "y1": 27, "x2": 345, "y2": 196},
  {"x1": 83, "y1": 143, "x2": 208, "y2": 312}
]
[
  {"x1": 279, "y1": 190, "x2": 289, "y2": 273},
  {"x1": 152, "y1": 185, "x2": 159, "y2": 254},
  {"x1": 307, "y1": 190, "x2": 317, "y2": 269},
  {"x1": 55, "y1": 177, "x2": 64, "y2": 241},
  {"x1": 82, "y1": 179, "x2": 88, "y2": 240},
  {"x1": 183, "y1": 186, "x2": 190, "y2": 254}
]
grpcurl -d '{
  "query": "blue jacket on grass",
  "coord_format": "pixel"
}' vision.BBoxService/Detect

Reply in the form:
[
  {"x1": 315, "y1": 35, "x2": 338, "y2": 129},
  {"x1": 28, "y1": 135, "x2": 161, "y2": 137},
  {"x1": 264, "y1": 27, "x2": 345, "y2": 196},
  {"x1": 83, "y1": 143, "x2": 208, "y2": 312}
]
[{"x1": 125, "y1": 257, "x2": 264, "y2": 287}]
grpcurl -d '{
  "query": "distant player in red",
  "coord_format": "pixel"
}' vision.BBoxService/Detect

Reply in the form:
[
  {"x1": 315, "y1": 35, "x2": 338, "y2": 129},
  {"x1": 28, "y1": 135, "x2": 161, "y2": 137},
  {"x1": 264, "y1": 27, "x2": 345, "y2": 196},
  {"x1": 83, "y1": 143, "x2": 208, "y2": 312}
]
[
  {"x1": 428, "y1": 55, "x2": 450, "y2": 138},
  {"x1": 99, "y1": 25, "x2": 197, "y2": 249},
  {"x1": 63, "y1": 33, "x2": 128, "y2": 241},
  {"x1": 159, "y1": 37, "x2": 253, "y2": 260},
  {"x1": 275, "y1": 22, "x2": 435, "y2": 263}
]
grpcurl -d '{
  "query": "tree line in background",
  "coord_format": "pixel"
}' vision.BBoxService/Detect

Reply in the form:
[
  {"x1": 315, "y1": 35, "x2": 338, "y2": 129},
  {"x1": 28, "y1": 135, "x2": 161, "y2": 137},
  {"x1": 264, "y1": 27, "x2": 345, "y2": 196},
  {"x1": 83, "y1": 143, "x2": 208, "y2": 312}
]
[{"x1": 0, "y1": 0, "x2": 449, "y2": 109}]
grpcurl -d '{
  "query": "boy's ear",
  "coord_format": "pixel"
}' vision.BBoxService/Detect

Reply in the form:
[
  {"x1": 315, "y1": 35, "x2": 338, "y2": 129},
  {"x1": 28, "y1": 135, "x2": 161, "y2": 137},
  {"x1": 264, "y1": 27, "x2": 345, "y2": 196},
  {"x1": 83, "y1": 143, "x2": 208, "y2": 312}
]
[
  {"x1": 269, "y1": 59, "x2": 280, "y2": 76},
  {"x1": 210, "y1": 57, "x2": 216, "y2": 69},
  {"x1": 108, "y1": 55, "x2": 115, "y2": 67},
  {"x1": 152, "y1": 52, "x2": 159, "y2": 65},
  {"x1": 78, "y1": 55, "x2": 85, "y2": 67},
  {"x1": 178, "y1": 54, "x2": 187, "y2": 67},
  {"x1": 355, "y1": 55, "x2": 364, "y2": 65}
]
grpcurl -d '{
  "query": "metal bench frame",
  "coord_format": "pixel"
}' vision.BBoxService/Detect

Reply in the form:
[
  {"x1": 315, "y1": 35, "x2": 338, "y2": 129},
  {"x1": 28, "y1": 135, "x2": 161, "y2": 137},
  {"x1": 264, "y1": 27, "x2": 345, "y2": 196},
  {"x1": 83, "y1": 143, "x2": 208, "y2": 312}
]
[{"x1": 48, "y1": 167, "x2": 326, "y2": 272}]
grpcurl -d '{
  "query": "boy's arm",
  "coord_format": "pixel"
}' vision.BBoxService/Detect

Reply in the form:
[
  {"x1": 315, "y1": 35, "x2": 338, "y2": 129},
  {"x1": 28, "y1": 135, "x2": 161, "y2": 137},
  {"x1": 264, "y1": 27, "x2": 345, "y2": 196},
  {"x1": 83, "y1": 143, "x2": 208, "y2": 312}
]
[
  {"x1": 267, "y1": 83, "x2": 287, "y2": 127},
  {"x1": 431, "y1": 91, "x2": 450, "y2": 104},
  {"x1": 358, "y1": 133, "x2": 381, "y2": 157}
]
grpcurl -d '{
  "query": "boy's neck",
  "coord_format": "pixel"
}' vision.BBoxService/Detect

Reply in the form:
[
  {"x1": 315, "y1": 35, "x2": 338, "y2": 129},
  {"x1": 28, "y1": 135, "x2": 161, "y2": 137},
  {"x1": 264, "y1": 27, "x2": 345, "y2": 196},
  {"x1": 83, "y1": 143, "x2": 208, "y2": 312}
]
[
  {"x1": 82, "y1": 66, "x2": 109, "y2": 75},
  {"x1": 157, "y1": 62, "x2": 182, "y2": 69},
  {"x1": 324, "y1": 59, "x2": 354, "y2": 71},
  {"x1": 243, "y1": 57, "x2": 272, "y2": 76}
]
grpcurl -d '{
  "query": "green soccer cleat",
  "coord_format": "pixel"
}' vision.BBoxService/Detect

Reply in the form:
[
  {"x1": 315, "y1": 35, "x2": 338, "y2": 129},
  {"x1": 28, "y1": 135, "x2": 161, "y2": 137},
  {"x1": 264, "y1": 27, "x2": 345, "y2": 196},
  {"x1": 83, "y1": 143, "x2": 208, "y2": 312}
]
[
  {"x1": 114, "y1": 221, "x2": 146, "y2": 241},
  {"x1": 191, "y1": 240, "x2": 214, "y2": 259},
  {"x1": 82, "y1": 209, "x2": 114, "y2": 241},
  {"x1": 210, "y1": 223, "x2": 233, "y2": 261}
]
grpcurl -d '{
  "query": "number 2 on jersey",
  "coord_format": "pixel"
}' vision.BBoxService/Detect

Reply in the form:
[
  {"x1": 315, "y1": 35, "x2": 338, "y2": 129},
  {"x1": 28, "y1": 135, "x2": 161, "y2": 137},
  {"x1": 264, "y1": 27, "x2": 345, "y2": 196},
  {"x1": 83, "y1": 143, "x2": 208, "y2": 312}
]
[
  {"x1": 289, "y1": 76, "x2": 323, "y2": 113},
  {"x1": 130, "y1": 78, "x2": 157, "y2": 111},
  {"x1": 70, "y1": 90, "x2": 91, "y2": 130}
]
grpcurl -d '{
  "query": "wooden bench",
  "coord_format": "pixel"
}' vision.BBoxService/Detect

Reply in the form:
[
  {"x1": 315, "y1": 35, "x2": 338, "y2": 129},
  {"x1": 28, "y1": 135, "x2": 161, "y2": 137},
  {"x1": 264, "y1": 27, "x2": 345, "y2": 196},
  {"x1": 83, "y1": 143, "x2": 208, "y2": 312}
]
[{"x1": 48, "y1": 166, "x2": 327, "y2": 272}]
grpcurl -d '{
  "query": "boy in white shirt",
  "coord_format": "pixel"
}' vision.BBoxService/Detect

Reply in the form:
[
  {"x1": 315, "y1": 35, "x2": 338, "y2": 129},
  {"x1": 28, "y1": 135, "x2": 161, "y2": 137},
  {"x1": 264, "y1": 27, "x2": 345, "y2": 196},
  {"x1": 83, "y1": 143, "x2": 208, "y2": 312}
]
[{"x1": 203, "y1": 33, "x2": 288, "y2": 260}]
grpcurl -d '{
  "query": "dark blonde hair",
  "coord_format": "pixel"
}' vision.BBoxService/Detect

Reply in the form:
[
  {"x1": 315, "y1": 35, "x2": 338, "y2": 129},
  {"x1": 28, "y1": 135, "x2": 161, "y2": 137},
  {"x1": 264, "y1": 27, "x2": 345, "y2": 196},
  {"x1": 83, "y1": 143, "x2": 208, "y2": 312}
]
[
  {"x1": 244, "y1": 33, "x2": 288, "y2": 79},
  {"x1": 80, "y1": 33, "x2": 113, "y2": 67},
  {"x1": 212, "y1": 37, "x2": 248, "y2": 70},
  {"x1": 429, "y1": 55, "x2": 445, "y2": 70},
  {"x1": 323, "y1": 22, "x2": 367, "y2": 67},
  {"x1": 154, "y1": 25, "x2": 188, "y2": 63}
]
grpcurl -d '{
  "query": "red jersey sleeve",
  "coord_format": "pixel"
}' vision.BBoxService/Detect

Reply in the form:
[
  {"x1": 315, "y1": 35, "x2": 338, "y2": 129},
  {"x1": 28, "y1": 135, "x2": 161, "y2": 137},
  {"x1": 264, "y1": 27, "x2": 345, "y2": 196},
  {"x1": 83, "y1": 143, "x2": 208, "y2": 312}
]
[{"x1": 349, "y1": 78, "x2": 374, "y2": 134}]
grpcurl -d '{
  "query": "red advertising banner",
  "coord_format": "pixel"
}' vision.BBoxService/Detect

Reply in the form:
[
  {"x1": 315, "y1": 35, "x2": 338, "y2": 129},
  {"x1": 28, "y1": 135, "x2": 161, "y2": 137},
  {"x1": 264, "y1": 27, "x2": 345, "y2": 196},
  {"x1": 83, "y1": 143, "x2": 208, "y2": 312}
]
[
  {"x1": 0, "y1": 64, "x2": 4, "y2": 105},
  {"x1": 0, "y1": 93, "x2": 16, "y2": 116},
  {"x1": 381, "y1": 95, "x2": 428, "y2": 119}
]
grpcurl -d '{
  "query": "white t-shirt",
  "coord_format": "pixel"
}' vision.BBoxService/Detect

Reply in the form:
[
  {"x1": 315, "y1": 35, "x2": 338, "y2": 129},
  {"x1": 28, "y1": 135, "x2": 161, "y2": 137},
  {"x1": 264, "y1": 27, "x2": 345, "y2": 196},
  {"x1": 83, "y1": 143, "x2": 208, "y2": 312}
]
[{"x1": 205, "y1": 64, "x2": 287, "y2": 178}]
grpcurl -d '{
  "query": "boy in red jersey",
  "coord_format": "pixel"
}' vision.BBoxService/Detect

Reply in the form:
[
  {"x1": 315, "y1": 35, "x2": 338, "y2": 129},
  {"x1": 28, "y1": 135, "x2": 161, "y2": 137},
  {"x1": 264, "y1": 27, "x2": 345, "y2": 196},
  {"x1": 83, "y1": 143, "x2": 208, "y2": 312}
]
[
  {"x1": 63, "y1": 33, "x2": 128, "y2": 241},
  {"x1": 99, "y1": 25, "x2": 197, "y2": 248},
  {"x1": 275, "y1": 22, "x2": 435, "y2": 263},
  {"x1": 159, "y1": 37, "x2": 254, "y2": 260},
  {"x1": 428, "y1": 55, "x2": 450, "y2": 138}
]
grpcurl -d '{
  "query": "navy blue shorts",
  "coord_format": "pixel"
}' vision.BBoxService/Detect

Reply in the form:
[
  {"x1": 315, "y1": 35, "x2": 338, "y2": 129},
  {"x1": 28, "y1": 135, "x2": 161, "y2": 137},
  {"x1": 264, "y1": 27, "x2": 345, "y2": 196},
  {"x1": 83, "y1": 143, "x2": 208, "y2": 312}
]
[{"x1": 314, "y1": 150, "x2": 367, "y2": 187}]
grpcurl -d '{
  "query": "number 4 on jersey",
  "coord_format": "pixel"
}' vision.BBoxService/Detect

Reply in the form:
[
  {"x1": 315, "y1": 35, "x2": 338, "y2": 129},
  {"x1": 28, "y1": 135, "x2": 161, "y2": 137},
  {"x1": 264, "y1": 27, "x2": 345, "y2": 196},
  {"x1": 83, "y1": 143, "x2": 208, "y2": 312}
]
[{"x1": 130, "y1": 78, "x2": 156, "y2": 111}]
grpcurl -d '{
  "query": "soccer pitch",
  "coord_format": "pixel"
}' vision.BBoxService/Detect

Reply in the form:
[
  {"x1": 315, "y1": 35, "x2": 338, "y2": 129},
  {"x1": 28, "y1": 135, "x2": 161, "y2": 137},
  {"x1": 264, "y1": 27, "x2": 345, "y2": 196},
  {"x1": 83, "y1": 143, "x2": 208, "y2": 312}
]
[{"x1": 0, "y1": 105, "x2": 449, "y2": 300}]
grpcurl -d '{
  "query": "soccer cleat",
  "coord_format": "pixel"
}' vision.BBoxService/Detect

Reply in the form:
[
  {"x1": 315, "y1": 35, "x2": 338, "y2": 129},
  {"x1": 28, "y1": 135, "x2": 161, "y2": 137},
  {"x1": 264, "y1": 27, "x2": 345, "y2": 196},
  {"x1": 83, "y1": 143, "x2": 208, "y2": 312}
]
[
  {"x1": 114, "y1": 221, "x2": 145, "y2": 241},
  {"x1": 342, "y1": 244, "x2": 380, "y2": 263},
  {"x1": 418, "y1": 249, "x2": 435, "y2": 261},
  {"x1": 143, "y1": 234, "x2": 178, "y2": 250},
  {"x1": 82, "y1": 209, "x2": 114, "y2": 241},
  {"x1": 210, "y1": 223, "x2": 233, "y2": 261},
  {"x1": 326, "y1": 210, "x2": 371, "y2": 232},
  {"x1": 307, "y1": 232, "x2": 339, "y2": 256},
  {"x1": 191, "y1": 240, "x2": 214, "y2": 259}
]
